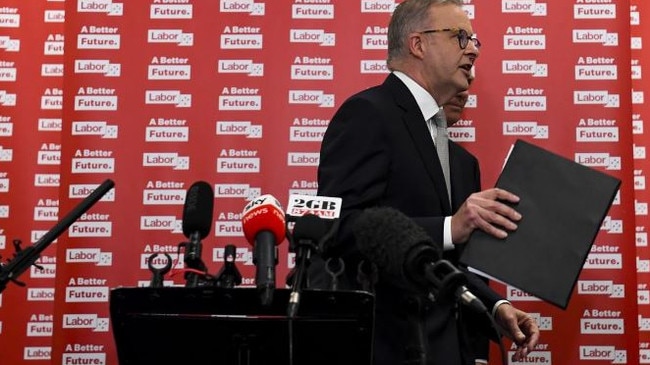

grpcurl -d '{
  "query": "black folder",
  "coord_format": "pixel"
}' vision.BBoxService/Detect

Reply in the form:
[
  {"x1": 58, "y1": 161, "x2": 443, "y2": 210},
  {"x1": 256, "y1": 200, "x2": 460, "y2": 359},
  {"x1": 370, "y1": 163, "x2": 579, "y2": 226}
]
[{"x1": 459, "y1": 139, "x2": 621, "y2": 309}]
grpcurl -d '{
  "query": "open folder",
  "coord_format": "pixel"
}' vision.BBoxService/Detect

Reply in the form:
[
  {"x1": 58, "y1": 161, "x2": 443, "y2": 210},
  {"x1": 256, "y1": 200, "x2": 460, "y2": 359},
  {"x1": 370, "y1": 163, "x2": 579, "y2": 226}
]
[{"x1": 459, "y1": 139, "x2": 621, "y2": 309}]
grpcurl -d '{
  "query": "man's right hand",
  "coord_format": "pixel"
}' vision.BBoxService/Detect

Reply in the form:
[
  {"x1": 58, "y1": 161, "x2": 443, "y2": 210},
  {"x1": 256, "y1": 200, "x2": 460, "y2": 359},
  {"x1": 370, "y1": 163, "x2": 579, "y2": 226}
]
[{"x1": 450, "y1": 187, "x2": 521, "y2": 243}]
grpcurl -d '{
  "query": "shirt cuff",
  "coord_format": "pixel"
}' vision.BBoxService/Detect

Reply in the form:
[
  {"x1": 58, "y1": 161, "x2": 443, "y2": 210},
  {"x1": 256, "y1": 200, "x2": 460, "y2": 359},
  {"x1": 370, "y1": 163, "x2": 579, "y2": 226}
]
[
  {"x1": 443, "y1": 216, "x2": 453, "y2": 250},
  {"x1": 491, "y1": 299, "x2": 512, "y2": 318}
]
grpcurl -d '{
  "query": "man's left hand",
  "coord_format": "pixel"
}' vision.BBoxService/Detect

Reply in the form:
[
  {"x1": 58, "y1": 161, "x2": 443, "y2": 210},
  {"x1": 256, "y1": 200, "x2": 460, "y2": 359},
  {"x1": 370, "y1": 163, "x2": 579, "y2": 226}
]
[{"x1": 494, "y1": 303, "x2": 540, "y2": 361}]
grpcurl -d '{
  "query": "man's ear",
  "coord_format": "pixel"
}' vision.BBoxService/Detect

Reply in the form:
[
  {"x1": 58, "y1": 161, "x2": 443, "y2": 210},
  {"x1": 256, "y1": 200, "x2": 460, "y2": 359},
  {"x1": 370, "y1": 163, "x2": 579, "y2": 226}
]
[{"x1": 407, "y1": 33, "x2": 426, "y2": 60}]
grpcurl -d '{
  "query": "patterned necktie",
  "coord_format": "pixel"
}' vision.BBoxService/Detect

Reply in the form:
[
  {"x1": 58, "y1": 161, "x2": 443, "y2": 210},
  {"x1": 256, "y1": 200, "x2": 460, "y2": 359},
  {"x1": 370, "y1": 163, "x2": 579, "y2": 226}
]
[{"x1": 433, "y1": 110, "x2": 451, "y2": 203}]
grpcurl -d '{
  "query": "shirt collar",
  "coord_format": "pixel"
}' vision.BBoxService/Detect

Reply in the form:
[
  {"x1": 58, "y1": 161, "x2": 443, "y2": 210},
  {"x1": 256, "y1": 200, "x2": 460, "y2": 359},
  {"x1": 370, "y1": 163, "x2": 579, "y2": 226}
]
[{"x1": 392, "y1": 70, "x2": 442, "y2": 121}]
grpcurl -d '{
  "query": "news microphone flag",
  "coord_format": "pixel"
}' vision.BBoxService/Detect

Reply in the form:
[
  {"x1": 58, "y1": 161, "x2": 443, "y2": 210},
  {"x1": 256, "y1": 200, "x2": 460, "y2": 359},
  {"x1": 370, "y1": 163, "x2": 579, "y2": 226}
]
[{"x1": 286, "y1": 194, "x2": 342, "y2": 219}]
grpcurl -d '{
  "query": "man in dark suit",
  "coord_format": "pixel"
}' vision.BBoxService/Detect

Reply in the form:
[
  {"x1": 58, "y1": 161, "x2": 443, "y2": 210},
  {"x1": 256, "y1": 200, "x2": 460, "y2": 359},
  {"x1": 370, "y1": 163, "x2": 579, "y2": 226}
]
[{"x1": 311, "y1": 0, "x2": 540, "y2": 364}]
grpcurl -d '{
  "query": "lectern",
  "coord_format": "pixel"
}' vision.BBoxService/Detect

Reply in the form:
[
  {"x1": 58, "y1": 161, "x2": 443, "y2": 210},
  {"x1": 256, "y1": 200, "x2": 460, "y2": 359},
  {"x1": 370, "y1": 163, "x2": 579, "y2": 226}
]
[{"x1": 109, "y1": 287, "x2": 375, "y2": 365}]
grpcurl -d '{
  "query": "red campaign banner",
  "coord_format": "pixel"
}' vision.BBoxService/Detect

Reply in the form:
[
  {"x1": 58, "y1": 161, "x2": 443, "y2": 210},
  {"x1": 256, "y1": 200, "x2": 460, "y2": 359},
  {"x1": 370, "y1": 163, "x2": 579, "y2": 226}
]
[
  {"x1": 632, "y1": 0, "x2": 650, "y2": 362},
  {"x1": 0, "y1": 0, "x2": 64, "y2": 364},
  {"x1": 467, "y1": 1, "x2": 638, "y2": 363},
  {"x1": 0, "y1": 0, "x2": 644, "y2": 364}
]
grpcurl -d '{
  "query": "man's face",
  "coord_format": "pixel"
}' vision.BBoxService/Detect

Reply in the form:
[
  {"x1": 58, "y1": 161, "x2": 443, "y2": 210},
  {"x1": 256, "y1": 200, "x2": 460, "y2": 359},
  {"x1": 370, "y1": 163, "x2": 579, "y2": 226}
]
[
  {"x1": 443, "y1": 90, "x2": 469, "y2": 126},
  {"x1": 418, "y1": 4, "x2": 479, "y2": 104},
  {"x1": 444, "y1": 71, "x2": 474, "y2": 126}
]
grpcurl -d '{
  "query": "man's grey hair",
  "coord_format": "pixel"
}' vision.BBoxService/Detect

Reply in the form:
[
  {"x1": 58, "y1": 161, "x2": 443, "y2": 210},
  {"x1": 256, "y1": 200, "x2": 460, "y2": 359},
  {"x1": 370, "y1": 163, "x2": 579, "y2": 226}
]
[{"x1": 387, "y1": 0, "x2": 464, "y2": 69}]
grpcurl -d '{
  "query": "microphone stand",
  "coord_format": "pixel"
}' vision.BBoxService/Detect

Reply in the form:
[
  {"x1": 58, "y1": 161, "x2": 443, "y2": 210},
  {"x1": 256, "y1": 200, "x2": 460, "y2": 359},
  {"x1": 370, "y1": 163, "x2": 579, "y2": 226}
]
[
  {"x1": 423, "y1": 260, "x2": 509, "y2": 365},
  {"x1": 286, "y1": 216, "x2": 339, "y2": 318},
  {"x1": 287, "y1": 241, "x2": 314, "y2": 318},
  {"x1": 147, "y1": 253, "x2": 172, "y2": 288},
  {"x1": 0, "y1": 179, "x2": 114, "y2": 293},
  {"x1": 286, "y1": 234, "x2": 315, "y2": 365},
  {"x1": 423, "y1": 259, "x2": 487, "y2": 313},
  {"x1": 180, "y1": 231, "x2": 207, "y2": 287},
  {"x1": 215, "y1": 244, "x2": 242, "y2": 288}
]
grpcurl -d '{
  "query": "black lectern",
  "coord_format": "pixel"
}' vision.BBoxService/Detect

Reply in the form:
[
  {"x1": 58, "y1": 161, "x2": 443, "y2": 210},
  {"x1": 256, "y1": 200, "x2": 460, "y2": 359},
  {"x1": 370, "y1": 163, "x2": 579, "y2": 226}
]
[{"x1": 109, "y1": 287, "x2": 375, "y2": 365}]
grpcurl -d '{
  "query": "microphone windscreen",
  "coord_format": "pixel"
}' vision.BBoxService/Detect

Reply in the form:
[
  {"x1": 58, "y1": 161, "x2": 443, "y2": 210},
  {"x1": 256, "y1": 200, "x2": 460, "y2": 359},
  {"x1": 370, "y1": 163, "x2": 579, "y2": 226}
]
[
  {"x1": 354, "y1": 206, "x2": 439, "y2": 287},
  {"x1": 242, "y1": 194, "x2": 286, "y2": 245},
  {"x1": 182, "y1": 181, "x2": 214, "y2": 239},
  {"x1": 293, "y1": 214, "x2": 329, "y2": 243}
]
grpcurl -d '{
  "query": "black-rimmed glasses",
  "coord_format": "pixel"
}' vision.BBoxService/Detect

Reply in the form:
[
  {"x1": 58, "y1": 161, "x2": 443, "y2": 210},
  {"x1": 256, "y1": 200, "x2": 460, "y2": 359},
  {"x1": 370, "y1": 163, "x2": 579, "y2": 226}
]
[{"x1": 419, "y1": 28, "x2": 481, "y2": 50}]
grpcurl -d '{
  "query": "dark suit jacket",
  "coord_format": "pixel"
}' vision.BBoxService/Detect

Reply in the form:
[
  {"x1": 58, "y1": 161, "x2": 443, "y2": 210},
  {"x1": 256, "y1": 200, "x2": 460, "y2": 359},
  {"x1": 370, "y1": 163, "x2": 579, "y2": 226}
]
[{"x1": 312, "y1": 73, "x2": 501, "y2": 365}]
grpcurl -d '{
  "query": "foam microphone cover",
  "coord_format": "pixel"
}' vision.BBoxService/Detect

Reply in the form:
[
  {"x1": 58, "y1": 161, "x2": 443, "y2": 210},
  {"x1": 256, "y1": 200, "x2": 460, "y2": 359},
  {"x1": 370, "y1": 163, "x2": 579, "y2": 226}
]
[
  {"x1": 182, "y1": 181, "x2": 214, "y2": 239},
  {"x1": 354, "y1": 206, "x2": 440, "y2": 288},
  {"x1": 293, "y1": 214, "x2": 329, "y2": 245}
]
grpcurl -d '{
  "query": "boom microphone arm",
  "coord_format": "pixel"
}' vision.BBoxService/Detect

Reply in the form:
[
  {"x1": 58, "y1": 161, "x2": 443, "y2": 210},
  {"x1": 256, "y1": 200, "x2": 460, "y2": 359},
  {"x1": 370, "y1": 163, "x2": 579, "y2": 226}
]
[{"x1": 0, "y1": 179, "x2": 115, "y2": 293}]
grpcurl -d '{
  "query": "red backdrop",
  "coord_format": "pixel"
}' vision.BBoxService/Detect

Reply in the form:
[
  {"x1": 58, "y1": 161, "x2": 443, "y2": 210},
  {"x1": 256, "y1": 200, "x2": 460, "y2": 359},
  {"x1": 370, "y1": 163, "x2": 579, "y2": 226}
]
[{"x1": 0, "y1": 0, "x2": 645, "y2": 364}]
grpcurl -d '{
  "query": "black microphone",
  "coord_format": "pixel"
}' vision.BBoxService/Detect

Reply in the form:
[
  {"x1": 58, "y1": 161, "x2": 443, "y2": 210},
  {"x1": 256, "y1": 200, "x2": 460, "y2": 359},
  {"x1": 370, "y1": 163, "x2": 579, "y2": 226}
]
[
  {"x1": 287, "y1": 214, "x2": 329, "y2": 317},
  {"x1": 354, "y1": 206, "x2": 487, "y2": 313},
  {"x1": 181, "y1": 181, "x2": 214, "y2": 287}
]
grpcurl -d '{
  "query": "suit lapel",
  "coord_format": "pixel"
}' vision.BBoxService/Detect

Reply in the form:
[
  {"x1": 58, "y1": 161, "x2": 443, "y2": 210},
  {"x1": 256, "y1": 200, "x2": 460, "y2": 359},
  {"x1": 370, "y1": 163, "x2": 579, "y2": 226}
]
[{"x1": 383, "y1": 74, "x2": 452, "y2": 213}]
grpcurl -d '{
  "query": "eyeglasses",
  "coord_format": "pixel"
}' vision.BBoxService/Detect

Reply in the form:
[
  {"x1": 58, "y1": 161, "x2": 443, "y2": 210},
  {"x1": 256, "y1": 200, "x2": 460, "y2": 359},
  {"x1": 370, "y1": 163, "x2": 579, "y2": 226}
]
[{"x1": 419, "y1": 28, "x2": 481, "y2": 50}]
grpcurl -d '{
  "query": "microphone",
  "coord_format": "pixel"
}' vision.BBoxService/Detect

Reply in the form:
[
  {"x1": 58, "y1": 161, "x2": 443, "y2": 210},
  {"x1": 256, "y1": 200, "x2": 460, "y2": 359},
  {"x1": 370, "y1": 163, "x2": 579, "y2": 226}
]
[
  {"x1": 285, "y1": 194, "x2": 342, "y2": 303},
  {"x1": 242, "y1": 194, "x2": 286, "y2": 306},
  {"x1": 287, "y1": 214, "x2": 330, "y2": 317},
  {"x1": 285, "y1": 194, "x2": 341, "y2": 256},
  {"x1": 181, "y1": 181, "x2": 214, "y2": 287},
  {"x1": 354, "y1": 206, "x2": 487, "y2": 313}
]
